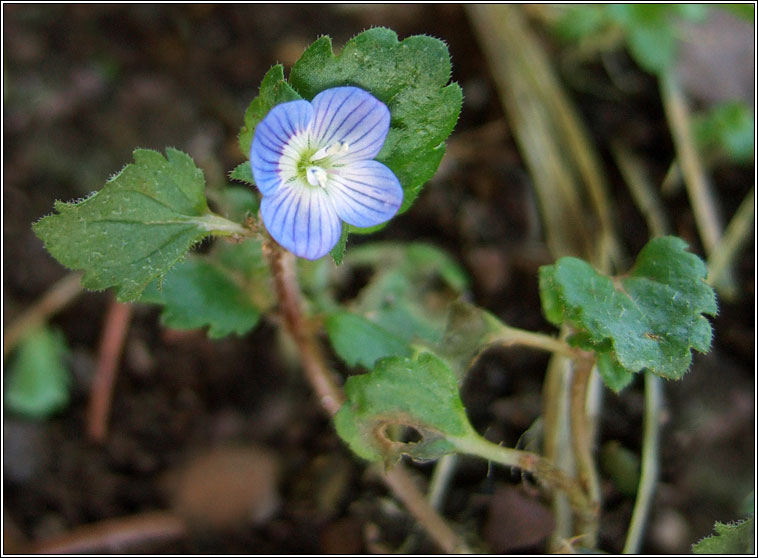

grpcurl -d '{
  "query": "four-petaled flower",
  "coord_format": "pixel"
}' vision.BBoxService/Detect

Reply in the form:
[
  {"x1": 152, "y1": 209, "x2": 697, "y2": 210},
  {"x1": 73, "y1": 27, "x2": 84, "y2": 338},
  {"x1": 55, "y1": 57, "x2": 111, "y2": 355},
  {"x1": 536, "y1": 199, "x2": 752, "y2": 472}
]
[{"x1": 250, "y1": 86, "x2": 403, "y2": 260}]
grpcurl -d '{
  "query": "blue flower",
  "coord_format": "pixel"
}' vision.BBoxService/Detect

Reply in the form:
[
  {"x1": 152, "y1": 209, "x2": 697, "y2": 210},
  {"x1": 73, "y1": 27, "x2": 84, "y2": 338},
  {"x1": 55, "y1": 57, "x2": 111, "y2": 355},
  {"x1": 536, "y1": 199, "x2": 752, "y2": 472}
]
[{"x1": 250, "y1": 86, "x2": 403, "y2": 260}]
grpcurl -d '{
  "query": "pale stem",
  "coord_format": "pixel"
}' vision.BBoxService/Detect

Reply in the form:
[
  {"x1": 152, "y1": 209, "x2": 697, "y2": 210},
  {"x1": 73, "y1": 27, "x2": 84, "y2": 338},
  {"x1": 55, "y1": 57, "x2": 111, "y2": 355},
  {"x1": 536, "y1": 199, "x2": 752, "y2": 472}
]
[
  {"x1": 262, "y1": 238, "x2": 472, "y2": 553},
  {"x1": 570, "y1": 357, "x2": 601, "y2": 547},
  {"x1": 486, "y1": 323, "x2": 579, "y2": 359},
  {"x1": 623, "y1": 372, "x2": 663, "y2": 554},
  {"x1": 707, "y1": 187, "x2": 755, "y2": 298},
  {"x1": 427, "y1": 454, "x2": 458, "y2": 510},
  {"x1": 194, "y1": 213, "x2": 250, "y2": 237},
  {"x1": 451, "y1": 432, "x2": 595, "y2": 523},
  {"x1": 660, "y1": 71, "x2": 724, "y2": 258}
]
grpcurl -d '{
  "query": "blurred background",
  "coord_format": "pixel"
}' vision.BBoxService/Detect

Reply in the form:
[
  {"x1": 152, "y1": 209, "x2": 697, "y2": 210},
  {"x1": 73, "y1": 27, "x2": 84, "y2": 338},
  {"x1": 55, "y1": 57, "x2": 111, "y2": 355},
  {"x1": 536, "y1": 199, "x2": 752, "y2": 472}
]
[{"x1": 3, "y1": 4, "x2": 754, "y2": 553}]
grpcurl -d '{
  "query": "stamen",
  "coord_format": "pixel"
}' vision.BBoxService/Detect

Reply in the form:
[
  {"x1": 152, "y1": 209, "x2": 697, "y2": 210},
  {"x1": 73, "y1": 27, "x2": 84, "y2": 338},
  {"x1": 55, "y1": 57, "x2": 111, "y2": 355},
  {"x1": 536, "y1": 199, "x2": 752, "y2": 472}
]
[{"x1": 306, "y1": 166, "x2": 329, "y2": 188}]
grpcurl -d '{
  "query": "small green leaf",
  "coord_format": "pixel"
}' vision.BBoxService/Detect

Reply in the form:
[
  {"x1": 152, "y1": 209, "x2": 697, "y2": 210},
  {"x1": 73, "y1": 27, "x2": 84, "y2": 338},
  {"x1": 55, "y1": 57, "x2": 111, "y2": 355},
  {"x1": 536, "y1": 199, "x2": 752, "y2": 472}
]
[
  {"x1": 290, "y1": 29, "x2": 462, "y2": 213},
  {"x1": 625, "y1": 21, "x2": 675, "y2": 74},
  {"x1": 347, "y1": 242, "x2": 469, "y2": 345},
  {"x1": 539, "y1": 236, "x2": 717, "y2": 388},
  {"x1": 693, "y1": 517, "x2": 755, "y2": 554},
  {"x1": 695, "y1": 101, "x2": 755, "y2": 164},
  {"x1": 435, "y1": 300, "x2": 504, "y2": 381},
  {"x1": 325, "y1": 311, "x2": 411, "y2": 368},
  {"x1": 229, "y1": 161, "x2": 256, "y2": 186},
  {"x1": 5, "y1": 327, "x2": 71, "y2": 419},
  {"x1": 33, "y1": 148, "x2": 233, "y2": 302},
  {"x1": 329, "y1": 223, "x2": 349, "y2": 265},
  {"x1": 334, "y1": 352, "x2": 475, "y2": 463},
  {"x1": 238, "y1": 65, "x2": 301, "y2": 157},
  {"x1": 141, "y1": 258, "x2": 260, "y2": 338}
]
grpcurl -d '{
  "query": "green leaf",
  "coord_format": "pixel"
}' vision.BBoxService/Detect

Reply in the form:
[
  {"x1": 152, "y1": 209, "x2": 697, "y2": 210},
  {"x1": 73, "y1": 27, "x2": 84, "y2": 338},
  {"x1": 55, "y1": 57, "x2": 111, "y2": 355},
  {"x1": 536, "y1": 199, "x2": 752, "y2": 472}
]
[
  {"x1": 325, "y1": 311, "x2": 411, "y2": 369},
  {"x1": 539, "y1": 236, "x2": 717, "y2": 388},
  {"x1": 346, "y1": 242, "x2": 469, "y2": 345},
  {"x1": 695, "y1": 101, "x2": 755, "y2": 164},
  {"x1": 329, "y1": 223, "x2": 349, "y2": 265},
  {"x1": 334, "y1": 352, "x2": 475, "y2": 463},
  {"x1": 33, "y1": 148, "x2": 237, "y2": 302},
  {"x1": 229, "y1": 161, "x2": 256, "y2": 186},
  {"x1": 625, "y1": 21, "x2": 675, "y2": 74},
  {"x1": 693, "y1": 517, "x2": 755, "y2": 554},
  {"x1": 141, "y1": 257, "x2": 260, "y2": 338},
  {"x1": 289, "y1": 28, "x2": 462, "y2": 214},
  {"x1": 435, "y1": 300, "x2": 504, "y2": 382},
  {"x1": 5, "y1": 327, "x2": 71, "y2": 419},
  {"x1": 238, "y1": 65, "x2": 301, "y2": 157}
]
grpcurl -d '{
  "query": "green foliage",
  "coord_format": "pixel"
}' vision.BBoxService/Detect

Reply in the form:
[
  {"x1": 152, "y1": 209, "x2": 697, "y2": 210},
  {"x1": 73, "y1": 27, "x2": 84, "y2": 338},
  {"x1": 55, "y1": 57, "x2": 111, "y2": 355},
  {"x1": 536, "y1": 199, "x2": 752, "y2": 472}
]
[
  {"x1": 5, "y1": 327, "x2": 71, "y2": 419},
  {"x1": 329, "y1": 224, "x2": 349, "y2": 265},
  {"x1": 325, "y1": 311, "x2": 411, "y2": 369},
  {"x1": 435, "y1": 300, "x2": 504, "y2": 381},
  {"x1": 555, "y1": 4, "x2": 709, "y2": 74},
  {"x1": 238, "y1": 65, "x2": 301, "y2": 156},
  {"x1": 345, "y1": 242, "x2": 469, "y2": 345},
  {"x1": 286, "y1": 28, "x2": 462, "y2": 261},
  {"x1": 228, "y1": 161, "x2": 256, "y2": 187},
  {"x1": 693, "y1": 516, "x2": 755, "y2": 554},
  {"x1": 33, "y1": 148, "x2": 238, "y2": 302},
  {"x1": 539, "y1": 236, "x2": 717, "y2": 390},
  {"x1": 695, "y1": 101, "x2": 755, "y2": 164},
  {"x1": 334, "y1": 352, "x2": 475, "y2": 463},
  {"x1": 600, "y1": 441, "x2": 641, "y2": 497},
  {"x1": 141, "y1": 257, "x2": 260, "y2": 338}
]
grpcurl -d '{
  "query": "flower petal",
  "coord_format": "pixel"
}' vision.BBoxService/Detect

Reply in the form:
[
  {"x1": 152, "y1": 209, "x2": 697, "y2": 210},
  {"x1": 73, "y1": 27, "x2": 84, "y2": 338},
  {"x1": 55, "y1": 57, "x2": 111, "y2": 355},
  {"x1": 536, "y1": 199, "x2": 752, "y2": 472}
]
[
  {"x1": 326, "y1": 160, "x2": 403, "y2": 228},
  {"x1": 260, "y1": 180, "x2": 342, "y2": 260},
  {"x1": 250, "y1": 100, "x2": 313, "y2": 196},
  {"x1": 309, "y1": 87, "x2": 390, "y2": 164}
]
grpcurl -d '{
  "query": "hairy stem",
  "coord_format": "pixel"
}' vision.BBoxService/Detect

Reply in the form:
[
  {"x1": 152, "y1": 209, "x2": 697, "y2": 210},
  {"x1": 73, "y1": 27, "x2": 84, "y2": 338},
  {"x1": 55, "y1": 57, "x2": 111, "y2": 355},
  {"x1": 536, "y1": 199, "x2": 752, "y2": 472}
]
[
  {"x1": 263, "y1": 238, "x2": 471, "y2": 553},
  {"x1": 623, "y1": 372, "x2": 662, "y2": 553}
]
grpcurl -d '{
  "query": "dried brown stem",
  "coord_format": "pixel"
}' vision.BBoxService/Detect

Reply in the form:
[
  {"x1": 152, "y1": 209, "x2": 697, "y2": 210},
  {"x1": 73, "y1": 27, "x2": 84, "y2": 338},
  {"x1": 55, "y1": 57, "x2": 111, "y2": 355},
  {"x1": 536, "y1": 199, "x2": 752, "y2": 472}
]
[
  {"x1": 4, "y1": 272, "x2": 83, "y2": 358},
  {"x1": 87, "y1": 299, "x2": 133, "y2": 443},
  {"x1": 28, "y1": 510, "x2": 186, "y2": 554},
  {"x1": 262, "y1": 238, "x2": 471, "y2": 553}
]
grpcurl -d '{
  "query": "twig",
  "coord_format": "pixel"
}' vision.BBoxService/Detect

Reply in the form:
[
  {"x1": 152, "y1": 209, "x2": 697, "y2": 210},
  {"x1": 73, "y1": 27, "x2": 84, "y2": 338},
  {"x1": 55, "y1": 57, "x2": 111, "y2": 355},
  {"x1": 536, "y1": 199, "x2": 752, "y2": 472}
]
[
  {"x1": 623, "y1": 372, "x2": 662, "y2": 554},
  {"x1": 707, "y1": 187, "x2": 754, "y2": 299},
  {"x1": 262, "y1": 238, "x2": 472, "y2": 553},
  {"x1": 28, "y1": 510, "x2": 186, "y2": 554},
  {"x1": 569, "y1": 358, "x2": 600, "y2": 547},
  {"x1": 87, "y1": 299, "x2": 133, "y2": 443},
  {"x1": 3, "y1": 272, "x2": 83, "y2": 358}
]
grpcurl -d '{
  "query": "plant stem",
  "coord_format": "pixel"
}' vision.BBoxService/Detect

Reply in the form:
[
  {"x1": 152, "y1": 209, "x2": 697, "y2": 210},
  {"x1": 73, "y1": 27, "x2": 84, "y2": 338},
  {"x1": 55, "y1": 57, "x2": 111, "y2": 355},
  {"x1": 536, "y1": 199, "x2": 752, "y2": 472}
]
[
  {"x1": 707, "y1": 187, "x2": 754, "y2": 299},
  {"x1": 4, "y1": 272, "x2": 83, "y2": 358},
  {"x1": 195, "y1": 212, "x2": 251, "y2": 237},
  {"x1": 486, "y1": 323, "x2": 579, "y2": 358},
  {"x1": 262, "y1": 238, "x2": 471, "y2": 553},
  {"x1": 87, "y1": 300, "x2": 133, "y2": 443},
  {"x1": 569, "y1": 357, "x2": 601, "y2": 547},
  {"x1": 660, "y1": 71, "x2": 724, "y2": 258},
  {"x1": 623, "y1": 372, "x2": 662, "y2": 554},
  {"x1": 451, "y1": 432, "x2": 595, "y2": 523}
]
